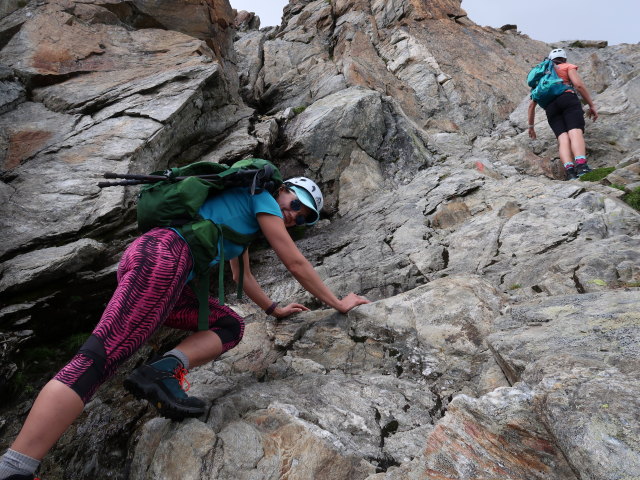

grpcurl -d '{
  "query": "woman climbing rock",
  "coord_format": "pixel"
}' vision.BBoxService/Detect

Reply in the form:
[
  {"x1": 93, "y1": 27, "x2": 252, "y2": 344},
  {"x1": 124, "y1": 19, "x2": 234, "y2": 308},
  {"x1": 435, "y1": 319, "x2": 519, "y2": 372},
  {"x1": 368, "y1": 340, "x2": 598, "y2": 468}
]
[
  {"x1": 0, "y1": 176, "x2": 369, "y2": 480},
  {"x1": 528, "y1": 48, "x2": 599, "y2": 180}
]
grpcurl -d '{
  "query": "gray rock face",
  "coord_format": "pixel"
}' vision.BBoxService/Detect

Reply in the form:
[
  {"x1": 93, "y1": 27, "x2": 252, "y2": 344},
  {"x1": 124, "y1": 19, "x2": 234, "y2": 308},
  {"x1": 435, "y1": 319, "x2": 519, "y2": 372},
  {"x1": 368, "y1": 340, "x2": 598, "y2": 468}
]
[
  {"x1": 0, "y1": 2, "x2": 246, "y2": 260},
  {"x1": 1, "y1": 1, "x2": 639, "y2": 480},
  {"x1": 0, "y1": 239, "x2": 106, "y2": 295},
  {"x1": 487, "y1": 291, "x2": 640, "y2": 480},
  {"x1": 489, "y1": 290, "x2": 640, "y2": 381},
  {"x1": 535, "y1": 367, "x2": 640, "y2": 480},
  {"x1": 233, "y1": 0, "x2": 550, "y2": 139}
]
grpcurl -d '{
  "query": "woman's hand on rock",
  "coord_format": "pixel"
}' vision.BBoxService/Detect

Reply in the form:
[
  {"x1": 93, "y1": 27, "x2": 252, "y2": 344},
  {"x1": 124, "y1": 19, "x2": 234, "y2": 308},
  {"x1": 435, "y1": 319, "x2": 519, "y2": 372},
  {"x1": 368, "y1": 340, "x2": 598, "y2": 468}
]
[
  {"x1": 337, "y1": 293, "x2": 371, "y2": 313},
  {"x1": 273, "y1": 303, "x2": 309, "y2": 319}
]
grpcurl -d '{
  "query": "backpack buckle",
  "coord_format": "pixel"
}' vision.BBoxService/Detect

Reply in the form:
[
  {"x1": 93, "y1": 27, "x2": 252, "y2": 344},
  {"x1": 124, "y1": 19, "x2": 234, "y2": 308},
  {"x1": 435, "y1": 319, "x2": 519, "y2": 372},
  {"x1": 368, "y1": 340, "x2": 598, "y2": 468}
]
[
  {"x1": 250, "y1": 165, "x2": 274, "y2": 194},
  {"x1": 163, "y1": 168, "x2": 179, "y2": 180}
]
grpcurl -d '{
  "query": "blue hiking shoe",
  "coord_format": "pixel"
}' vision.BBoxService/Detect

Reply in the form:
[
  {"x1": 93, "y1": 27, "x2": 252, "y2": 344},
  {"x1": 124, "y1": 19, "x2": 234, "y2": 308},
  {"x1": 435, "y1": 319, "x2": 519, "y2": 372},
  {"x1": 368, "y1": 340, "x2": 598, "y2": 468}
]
[
  {"x1": 123, "y1": 356, "x2": 205, "y2": 420},
  {"x1": 565, "y1": 166, "x2": 578, "y2": 180},
  {"x1": 575, "y1": 162, "x2": 591, "y2": 177}
]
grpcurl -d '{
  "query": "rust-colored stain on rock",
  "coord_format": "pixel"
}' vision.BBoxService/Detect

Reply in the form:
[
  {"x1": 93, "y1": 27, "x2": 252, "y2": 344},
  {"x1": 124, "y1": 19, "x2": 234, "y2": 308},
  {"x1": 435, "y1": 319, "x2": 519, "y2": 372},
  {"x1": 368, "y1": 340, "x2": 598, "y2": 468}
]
[
  {"x1": 421, "y1": 418, "x2": 558, "y2": 478},
  {"x1": 32, "y1": 44, "x2": 75, "y2": 74},
  {"x1": 4, "y1": 130, "x2": 53, "y2": 170}
]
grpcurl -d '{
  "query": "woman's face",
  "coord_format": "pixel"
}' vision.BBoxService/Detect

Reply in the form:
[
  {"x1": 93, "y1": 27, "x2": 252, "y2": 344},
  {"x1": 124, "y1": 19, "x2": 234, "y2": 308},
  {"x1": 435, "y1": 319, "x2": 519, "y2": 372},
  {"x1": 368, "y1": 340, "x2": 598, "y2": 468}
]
[{"x1": 276, "y1": 188, "x2": 314, "y2": 227}]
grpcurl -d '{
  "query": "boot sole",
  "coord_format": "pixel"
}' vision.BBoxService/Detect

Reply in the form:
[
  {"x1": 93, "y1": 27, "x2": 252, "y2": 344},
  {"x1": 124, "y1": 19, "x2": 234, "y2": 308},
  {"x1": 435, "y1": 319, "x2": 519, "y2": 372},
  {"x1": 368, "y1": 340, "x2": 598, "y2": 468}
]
[{"x1": 123, "y1": 370, "x2": 205, "y2": 420}]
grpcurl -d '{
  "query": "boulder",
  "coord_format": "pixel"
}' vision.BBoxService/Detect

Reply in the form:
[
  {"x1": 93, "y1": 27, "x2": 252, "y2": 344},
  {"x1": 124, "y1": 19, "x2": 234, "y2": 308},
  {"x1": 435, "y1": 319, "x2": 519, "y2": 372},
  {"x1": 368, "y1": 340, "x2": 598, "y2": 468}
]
[
  {"x1": 534, "y1": 366, "x2": 640, "y2": 480},
  {"x1": 0, "y1": 239, "x2": 106, "y2": 294},
  {"x1": 487, "y1": 290, "x2": 640, "y2": 382},
  {"x1": 375, "y1": 385, "x2": 578, "y2": 480}
]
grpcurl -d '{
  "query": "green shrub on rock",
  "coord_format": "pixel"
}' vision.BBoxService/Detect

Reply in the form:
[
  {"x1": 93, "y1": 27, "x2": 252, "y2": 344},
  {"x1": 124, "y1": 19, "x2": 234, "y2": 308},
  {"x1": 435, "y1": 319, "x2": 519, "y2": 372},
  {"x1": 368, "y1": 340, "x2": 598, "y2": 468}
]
[
  {"x1": 578, "y1": 167, "x2": 615, "y2": 182},
  {"x1": 623, "y1": 187, "x2": 640, "y2": 211}
]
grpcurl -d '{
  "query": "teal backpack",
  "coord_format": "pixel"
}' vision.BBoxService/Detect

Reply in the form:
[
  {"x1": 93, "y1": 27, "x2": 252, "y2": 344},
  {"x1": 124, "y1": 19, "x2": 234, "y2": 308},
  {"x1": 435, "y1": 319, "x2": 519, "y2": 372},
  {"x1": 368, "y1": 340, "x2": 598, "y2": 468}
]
[
  {"x1": 527, "y1": 58, "x2": 568, "y2": 108},
  {"x1": 100, "y1": 158, "x2": 283, "y2": 330}
]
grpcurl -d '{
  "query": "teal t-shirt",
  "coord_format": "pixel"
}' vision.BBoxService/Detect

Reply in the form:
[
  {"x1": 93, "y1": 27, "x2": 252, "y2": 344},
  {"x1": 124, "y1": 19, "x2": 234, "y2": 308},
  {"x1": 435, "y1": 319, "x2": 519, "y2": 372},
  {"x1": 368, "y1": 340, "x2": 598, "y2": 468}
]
[
  {"x1": 171, "y1": 187, "x2": 282, "y2": 281},
  {"x1": 198, "y1": 187, "x2": 282, "y2": 265}
]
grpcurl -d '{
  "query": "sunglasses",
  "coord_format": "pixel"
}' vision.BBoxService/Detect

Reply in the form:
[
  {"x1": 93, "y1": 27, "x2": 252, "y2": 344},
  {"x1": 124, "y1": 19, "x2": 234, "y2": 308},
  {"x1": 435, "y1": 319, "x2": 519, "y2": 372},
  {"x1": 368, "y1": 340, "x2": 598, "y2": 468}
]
[
  {"x1": 279, "y1": 189, "x2": 310, "y2": 226},
  {"x1": 289, "y1": 198, "x2": 309, "y2": 226}
]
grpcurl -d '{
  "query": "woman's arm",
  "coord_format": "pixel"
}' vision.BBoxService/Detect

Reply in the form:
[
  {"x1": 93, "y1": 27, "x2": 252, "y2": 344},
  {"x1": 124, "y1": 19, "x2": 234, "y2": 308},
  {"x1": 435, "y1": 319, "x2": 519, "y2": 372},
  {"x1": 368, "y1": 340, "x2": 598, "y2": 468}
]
[
  {"x1": 229, "y1": 250, "x2": 309, "y2": 318},
  {"x1": 568, "y1": 69, "x2": 598, "y2": 120},
  {"x1": 527, "y1": 100, "x2": 537, "y2": 139},
  {"x1": 257, "y1": 213, "x2": 369, "y2": 313}
]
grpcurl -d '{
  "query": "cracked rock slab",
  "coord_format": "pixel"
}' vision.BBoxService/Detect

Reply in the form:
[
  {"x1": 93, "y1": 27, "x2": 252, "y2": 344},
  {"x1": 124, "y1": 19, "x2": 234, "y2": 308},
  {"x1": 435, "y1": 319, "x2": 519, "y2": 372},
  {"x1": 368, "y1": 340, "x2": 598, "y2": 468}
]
[
  {"x1": 533, "y1": 366, "x2": 640, "y2": 480},
  {"x1": 368, "y1": 384, "x2": 578, "y2": 480},
  {"x1": 0, "y1": 238, "x2": 105, "y2": 294},
  {"x1": 129, "y1": 418, "x2": 217, "y2": 480},
  {"x1": 349, "y1": 275, "x2": 506, "y2": 397},
  {"x1": 487, "y1": 290, "x2": 640, "y2": 382},
  {"x1": 204, "y1": 373, "x2": 437, "y2": 470}
]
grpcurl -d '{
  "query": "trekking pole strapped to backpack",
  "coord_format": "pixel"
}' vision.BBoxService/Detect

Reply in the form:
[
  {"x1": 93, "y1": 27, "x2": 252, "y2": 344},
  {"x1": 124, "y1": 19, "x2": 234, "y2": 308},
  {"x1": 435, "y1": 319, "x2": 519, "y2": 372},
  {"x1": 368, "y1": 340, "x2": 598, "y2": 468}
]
[{"x1": 98, "y1": 164, "x2": 277, "y2": 189}]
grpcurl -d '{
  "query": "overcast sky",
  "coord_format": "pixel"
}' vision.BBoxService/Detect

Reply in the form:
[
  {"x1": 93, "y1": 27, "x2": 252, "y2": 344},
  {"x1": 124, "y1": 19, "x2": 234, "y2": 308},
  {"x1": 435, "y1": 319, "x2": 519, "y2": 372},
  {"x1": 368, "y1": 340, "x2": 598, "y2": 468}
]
[{"x1": 229, "y1": 0, "x2": 638, "y2": 46}]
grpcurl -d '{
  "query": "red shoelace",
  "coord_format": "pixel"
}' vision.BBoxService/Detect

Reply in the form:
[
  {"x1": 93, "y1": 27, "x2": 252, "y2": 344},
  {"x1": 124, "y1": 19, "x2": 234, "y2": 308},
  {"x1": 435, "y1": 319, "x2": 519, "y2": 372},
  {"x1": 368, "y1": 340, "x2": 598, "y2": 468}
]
[{"x1": 173, "y1": 366, "x2": 191, "y2": 392}]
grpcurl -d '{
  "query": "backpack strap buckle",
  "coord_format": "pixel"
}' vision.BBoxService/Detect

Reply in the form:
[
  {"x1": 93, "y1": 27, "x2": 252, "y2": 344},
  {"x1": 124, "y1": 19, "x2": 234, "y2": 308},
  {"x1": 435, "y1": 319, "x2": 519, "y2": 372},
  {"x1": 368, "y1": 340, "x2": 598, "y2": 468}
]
[
  {"x1": 250, "y1": 165, "x2": 274, "y2": 195},
  {"x1": 163, "y1": 168, "x2": 180, "y2": 181}
]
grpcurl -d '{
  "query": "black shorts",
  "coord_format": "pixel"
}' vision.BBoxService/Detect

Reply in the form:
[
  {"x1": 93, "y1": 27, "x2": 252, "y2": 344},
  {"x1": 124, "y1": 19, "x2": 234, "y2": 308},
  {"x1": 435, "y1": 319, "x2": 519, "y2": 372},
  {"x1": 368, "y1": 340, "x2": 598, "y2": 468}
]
[{"x1": 544, "y1": 92, "x2": 585, "y2": 137}]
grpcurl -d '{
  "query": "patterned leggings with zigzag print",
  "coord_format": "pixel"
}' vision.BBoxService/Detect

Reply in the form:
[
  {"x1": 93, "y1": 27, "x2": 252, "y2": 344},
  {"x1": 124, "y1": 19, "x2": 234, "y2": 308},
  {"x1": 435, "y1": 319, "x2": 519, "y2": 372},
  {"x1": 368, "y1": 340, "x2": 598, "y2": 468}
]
[{"x1": 54, "y1": 228, "x2": 245, "y2": 403}]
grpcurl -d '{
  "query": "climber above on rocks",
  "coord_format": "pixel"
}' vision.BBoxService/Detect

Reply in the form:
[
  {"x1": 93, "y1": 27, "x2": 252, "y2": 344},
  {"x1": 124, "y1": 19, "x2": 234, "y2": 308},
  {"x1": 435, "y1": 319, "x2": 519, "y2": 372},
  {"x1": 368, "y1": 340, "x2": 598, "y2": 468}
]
[
  {"x1": 528, "y1": 48, "x2": 598, "y2": 180},
  {"x1": 0, "y1": 175, "x2": 370, "y2": 480}
]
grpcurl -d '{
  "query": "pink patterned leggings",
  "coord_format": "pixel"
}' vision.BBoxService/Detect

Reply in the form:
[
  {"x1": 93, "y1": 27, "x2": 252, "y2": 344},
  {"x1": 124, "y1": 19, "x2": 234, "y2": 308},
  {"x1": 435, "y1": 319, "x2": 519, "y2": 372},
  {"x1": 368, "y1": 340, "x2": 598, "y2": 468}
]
[{"x1": 54, "y1": 228, "x2": 245, "y2": 403}]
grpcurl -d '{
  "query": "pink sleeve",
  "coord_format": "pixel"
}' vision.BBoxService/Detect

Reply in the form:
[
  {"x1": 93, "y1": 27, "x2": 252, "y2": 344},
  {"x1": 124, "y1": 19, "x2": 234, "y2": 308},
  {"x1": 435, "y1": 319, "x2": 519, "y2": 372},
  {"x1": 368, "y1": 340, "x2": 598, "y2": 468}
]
[{"x1": 556, "y1": 64, "x2": 578, "y2": 84}]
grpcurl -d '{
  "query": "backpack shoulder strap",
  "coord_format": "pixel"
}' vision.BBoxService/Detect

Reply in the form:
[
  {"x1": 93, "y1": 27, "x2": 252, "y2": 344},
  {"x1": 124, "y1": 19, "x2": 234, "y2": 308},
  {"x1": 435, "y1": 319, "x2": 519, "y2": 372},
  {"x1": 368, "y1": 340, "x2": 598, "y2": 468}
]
[{"x1": 180, "y1": 220, "x2": 260, "y2": 331}]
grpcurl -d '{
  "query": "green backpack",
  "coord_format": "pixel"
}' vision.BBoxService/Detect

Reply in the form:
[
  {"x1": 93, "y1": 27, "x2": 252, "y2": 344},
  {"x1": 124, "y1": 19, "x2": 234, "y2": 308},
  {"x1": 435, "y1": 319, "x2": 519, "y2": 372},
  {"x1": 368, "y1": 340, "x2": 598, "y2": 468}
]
[{"x1": 100, "y1": 158, "x2": 283, "y2": 330}]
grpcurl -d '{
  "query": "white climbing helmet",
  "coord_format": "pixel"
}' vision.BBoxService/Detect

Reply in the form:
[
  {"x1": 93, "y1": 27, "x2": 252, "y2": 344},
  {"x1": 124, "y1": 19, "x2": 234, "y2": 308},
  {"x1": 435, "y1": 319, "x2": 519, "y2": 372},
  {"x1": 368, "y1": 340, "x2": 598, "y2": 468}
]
[
  {"x1": 284, "y1": 176, "x2": 324, "y2": 225},
  {"x1": 548, "y1": 48, "x2": 567, "y2": 61}
]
